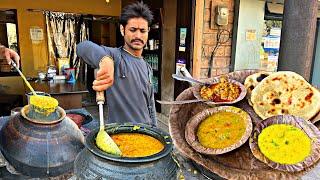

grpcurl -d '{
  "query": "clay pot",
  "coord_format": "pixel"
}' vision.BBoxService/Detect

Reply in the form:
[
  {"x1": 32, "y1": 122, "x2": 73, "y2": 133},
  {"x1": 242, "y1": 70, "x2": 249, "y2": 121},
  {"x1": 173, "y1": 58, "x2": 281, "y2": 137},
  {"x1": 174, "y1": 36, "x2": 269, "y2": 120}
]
[
  {"x1": 0, "y1": 105, "x2": 84, "y2": 177},
  {"x1": 74, "y1": 123, "x2": 178, "y2": 179}
]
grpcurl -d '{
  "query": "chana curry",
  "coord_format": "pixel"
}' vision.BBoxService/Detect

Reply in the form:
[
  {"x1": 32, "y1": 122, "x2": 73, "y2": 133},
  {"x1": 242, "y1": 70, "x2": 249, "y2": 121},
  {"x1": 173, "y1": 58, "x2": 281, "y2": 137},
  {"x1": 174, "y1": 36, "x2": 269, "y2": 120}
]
[
  {"x1": 197, "y1": 111, "x2": 246, "y2": 149},
  {"x1": 200, "y1": 76, "x2": 241, "y2": 102},
  {"x1": 258, "y1": 124, "x2": 311, "y2": 164},
  {"x1": 110, "y1": 133, "x2": 164, "y2": 158}
]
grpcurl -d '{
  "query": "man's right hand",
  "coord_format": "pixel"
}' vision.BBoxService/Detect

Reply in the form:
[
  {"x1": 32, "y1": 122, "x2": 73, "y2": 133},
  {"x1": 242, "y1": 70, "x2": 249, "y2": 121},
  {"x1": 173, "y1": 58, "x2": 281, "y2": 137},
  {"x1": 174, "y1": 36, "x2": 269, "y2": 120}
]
[
  {"x1": 0, "y1": 45, "x2": 20, "y2": 67},
  {"x1": 93, "y1": 57, "x2": 114, "y2": 92}
]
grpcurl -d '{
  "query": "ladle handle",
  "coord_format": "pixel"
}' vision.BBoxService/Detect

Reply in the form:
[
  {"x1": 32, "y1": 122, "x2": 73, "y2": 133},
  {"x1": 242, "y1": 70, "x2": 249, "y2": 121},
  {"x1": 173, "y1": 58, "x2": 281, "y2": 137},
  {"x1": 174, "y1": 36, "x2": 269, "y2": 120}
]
[
  {"x1": 157, "y1": 99, "x2": 204, "y2": 105},
  {"x1": 97, "y1": 91, "x2": 105, "y2": 131},
  {"x1": 172, "y1": 74, "x2": 206, "y2": 85},
  {"x1": 96, "y1": 91, "x2": 105, "y2": 104},
  {"x1": 11, "y1": 60, "x2": 37, "y2": 96}
]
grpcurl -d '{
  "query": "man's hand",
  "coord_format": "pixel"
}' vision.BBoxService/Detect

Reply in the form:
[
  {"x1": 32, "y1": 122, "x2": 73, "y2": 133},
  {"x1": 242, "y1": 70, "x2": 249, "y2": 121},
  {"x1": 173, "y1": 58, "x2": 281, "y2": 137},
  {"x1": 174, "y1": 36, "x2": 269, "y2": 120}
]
[
  {"x1": 93, "y1": 57, "x2": 114, "y2": 92},
  {"x1": 0, "y1": 46, "x2": 20, "y2": 67}
]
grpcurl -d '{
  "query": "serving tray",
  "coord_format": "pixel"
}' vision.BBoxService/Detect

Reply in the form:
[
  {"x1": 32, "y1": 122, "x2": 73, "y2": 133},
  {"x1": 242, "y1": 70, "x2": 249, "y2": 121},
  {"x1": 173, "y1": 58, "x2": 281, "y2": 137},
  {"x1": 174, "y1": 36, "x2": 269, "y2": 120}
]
[{"x1": 169, "y1": 70, "x2": 320, "y2": 179}]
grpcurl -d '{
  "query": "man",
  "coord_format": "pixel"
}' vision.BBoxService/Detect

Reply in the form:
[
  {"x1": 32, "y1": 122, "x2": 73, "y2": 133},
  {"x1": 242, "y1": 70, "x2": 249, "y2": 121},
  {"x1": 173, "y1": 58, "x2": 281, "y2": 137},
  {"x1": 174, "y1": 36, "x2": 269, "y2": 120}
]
[
  {"x1": 77, "y1": 2, "x2": 157, "y2": 126},
  {"x1": 0, "y1": 45, "x2": 20, "y2": 67}
]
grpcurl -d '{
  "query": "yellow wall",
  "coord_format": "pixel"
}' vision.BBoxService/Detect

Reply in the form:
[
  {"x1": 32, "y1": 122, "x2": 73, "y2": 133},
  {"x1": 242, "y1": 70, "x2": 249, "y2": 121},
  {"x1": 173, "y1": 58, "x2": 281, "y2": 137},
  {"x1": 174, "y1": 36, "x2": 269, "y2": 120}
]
[
  {"x1": 0, "y1": 0, "x2": 121, "y2": 95},
  {"x1": 0, "y1": 0, "x2": 121, "y2": 77}
]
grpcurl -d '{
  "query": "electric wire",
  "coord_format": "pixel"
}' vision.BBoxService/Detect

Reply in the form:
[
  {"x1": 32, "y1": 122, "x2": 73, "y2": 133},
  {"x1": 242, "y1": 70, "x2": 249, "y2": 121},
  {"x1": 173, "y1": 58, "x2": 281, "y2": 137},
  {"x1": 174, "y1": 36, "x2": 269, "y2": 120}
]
[{"x1": 207, "y1": 26, "x2": 231, "y2": 77}]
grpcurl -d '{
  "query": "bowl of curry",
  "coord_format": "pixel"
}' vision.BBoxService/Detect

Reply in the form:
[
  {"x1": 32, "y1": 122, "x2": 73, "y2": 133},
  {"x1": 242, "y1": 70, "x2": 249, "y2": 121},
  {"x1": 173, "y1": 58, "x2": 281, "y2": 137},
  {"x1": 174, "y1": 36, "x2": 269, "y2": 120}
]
[
  {"x1": 85, "y1": 123, "x2": 173, "y2": 163},
  {"x1": 193, "y1": 76, "x2": 247, "y2": 106},
  {"x1": 249, "y1": 115, "x2": 320, "y2": 172},
  {"x1": 185, "y1": 106, "x2": 252, "y2": 155}
]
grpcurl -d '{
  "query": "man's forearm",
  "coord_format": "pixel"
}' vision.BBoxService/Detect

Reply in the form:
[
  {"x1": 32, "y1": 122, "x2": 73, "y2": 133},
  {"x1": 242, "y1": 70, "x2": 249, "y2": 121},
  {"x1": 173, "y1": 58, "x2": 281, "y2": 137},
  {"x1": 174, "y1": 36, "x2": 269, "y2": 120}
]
[
  {"x1": 99, "y1": 56, "x2": 114, "y2": 68},
  {"x1": 76, "y1": 41, "x2": 107, "y2": 68}
]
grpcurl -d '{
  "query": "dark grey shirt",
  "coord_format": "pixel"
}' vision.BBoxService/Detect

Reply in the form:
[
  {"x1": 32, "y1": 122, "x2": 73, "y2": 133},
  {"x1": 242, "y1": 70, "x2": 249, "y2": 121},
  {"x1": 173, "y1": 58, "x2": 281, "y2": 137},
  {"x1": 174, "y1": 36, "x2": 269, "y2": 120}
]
[{"x1": 76, "y1": 41, "x2": 157, "y2": 126}]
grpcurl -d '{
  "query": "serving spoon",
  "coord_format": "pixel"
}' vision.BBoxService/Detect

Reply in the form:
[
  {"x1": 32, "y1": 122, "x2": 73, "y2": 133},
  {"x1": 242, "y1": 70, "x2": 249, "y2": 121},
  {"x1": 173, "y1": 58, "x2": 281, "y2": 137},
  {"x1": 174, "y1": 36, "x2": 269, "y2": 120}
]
[
  {"x1": 172, "y1": 74, "x2": 211, "y2": 86},
  {"x1": 11, "y1": 60, "x2": 37, "y2": 96},
  {"x1": 156, "y1": 99, "x2": 205, "y2": 105},
  {"x1": 156, "y1": 74, "x2": 210, "y2": 105},
  {"x1": 95, "y1": 92, "x2": 122, "y2": 156}
]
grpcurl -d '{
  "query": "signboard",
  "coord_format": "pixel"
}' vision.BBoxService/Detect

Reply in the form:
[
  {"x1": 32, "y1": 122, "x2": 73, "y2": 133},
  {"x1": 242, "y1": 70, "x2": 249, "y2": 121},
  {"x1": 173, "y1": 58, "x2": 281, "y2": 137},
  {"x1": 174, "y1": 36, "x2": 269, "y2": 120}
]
[
  {"x1": 30, "y1": 27, "x2": 44, "y2": 43},
  {"x1": 261, "y1": 32, "x2": 281, "y2": 72},
  {"x1": 176, "y1": 58, "x2": 186, "y2": 75},
  {"x1": 179, "y1": 28, "x2": 187, "y2": 52},
  {"x1": 246, "y1": 29, "x2": 256, "y2": 41}
]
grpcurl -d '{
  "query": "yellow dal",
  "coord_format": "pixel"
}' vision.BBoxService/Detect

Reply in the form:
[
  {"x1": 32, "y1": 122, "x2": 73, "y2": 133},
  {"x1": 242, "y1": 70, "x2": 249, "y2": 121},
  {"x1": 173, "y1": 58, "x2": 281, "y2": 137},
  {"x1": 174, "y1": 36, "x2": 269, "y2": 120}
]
[
  {"x1": 111, "y1": 133, "x2": 164, "y2": 158},
  {"x1": 197, "y1": 112, "x2": 246, "y2": 149},
  {"x1": 30, "y1": 95, "x2": 58, "y2": 115},
  {"x1": 258, "y1": 124, "x2": 311, "y2": 164}
]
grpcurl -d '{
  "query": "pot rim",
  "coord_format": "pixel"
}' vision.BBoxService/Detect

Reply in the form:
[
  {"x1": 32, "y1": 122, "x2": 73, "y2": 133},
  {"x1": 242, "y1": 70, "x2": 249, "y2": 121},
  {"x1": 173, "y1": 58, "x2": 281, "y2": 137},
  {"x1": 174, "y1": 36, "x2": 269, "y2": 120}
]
[
  {"x1": 21, "y1": 105, "x2": 66, "y2": 125},
  {"x1": 85, "y1": 123, "x2": 173, "y2": 163}
]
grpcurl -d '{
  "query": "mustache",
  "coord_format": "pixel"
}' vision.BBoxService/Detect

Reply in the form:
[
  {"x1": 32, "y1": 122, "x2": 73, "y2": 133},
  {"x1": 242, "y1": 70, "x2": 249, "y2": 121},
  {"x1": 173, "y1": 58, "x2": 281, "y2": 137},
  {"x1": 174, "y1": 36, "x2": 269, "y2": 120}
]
[{"x1": 131, "y1": 39, "x2": 144, "y2": 44}]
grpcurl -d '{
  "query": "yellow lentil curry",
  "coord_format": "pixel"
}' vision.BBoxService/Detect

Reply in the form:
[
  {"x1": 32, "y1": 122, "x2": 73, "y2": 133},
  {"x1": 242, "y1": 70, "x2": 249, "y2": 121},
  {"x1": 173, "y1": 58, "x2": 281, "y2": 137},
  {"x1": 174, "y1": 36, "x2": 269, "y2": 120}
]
[
  {"x1": 197, "y1": 112, "x2": 246, "y2": 149},
  {"x1": 258, "y1": 124, "x2": 311, "y2": 164},
  {"x1": 200, "y1": 76, "x2": 241, "y2": 102},
  {"x1": 110, "y1": 133, "x2": 164, "y2": 158}
]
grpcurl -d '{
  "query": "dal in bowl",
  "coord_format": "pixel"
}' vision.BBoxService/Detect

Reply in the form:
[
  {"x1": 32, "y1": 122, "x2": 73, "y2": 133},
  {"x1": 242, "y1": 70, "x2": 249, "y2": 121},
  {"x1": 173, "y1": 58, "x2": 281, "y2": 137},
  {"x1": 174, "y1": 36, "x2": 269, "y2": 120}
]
[
  {"x1": 249, "y1": 115, "x2": 320, "y2": 172},
  {"x1": 185, "y1": 106, "x2": 252, "y2": 155}
]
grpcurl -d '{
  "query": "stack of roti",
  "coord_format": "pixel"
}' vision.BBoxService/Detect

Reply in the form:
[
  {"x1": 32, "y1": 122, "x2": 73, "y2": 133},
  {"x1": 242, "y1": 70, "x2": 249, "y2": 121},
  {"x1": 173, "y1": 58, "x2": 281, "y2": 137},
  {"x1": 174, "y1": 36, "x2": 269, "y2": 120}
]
[
  {"x1": 250, "y1": 71, "x2": 320, "y2": 121},
  {"x1": 244, "y1": 71, "x2": 272, "y2": 106}
]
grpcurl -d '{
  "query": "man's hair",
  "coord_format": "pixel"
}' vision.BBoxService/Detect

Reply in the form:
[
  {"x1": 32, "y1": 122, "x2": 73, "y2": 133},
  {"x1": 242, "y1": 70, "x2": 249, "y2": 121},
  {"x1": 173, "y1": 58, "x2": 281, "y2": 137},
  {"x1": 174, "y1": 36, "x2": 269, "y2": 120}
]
[{"x1": 119, "y1": 2, "x2": 153, "y2": 27}]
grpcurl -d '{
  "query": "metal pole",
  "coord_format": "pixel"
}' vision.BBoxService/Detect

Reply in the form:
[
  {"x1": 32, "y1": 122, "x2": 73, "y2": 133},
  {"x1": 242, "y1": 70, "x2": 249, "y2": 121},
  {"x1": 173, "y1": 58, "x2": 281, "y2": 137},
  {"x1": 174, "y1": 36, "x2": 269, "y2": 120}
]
[{"x1": 278, "y1": 0, "x2": 318, "y2": 81}]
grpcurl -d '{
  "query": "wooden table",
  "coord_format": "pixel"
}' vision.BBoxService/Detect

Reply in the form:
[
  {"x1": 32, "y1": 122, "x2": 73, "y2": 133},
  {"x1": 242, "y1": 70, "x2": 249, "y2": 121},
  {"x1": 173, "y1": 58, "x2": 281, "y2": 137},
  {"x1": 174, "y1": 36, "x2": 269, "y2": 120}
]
[{"x1": 28, "y1": 80, "x2": 88, "y2": 110}]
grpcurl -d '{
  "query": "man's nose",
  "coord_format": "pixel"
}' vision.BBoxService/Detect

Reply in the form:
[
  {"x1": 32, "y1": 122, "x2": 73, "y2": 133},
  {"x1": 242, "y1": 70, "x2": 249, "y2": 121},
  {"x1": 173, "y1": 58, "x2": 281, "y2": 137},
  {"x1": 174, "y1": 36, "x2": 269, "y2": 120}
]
[{"x1": 133, "y1": 31, "x2": 143, "y2": 38}]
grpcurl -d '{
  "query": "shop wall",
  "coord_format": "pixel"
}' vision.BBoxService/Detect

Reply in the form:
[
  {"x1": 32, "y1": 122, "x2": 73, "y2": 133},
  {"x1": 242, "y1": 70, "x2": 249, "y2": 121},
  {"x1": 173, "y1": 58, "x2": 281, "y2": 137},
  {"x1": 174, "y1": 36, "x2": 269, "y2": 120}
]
[
  {"x1": 0, "y1": 0, "x2": 121, "y2": 95},
  {"x1": 234, "y1": 0, "x2": 265, "y2": 70},
  {"x1": 193, "y1": 0, "x2": 235, "y2": 79}
]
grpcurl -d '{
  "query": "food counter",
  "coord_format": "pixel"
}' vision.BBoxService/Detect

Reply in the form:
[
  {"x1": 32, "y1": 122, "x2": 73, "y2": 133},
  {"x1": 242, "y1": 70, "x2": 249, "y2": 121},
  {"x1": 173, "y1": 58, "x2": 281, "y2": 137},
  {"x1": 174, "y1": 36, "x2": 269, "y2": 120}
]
[
  {"x1": 0, "y1": 106, "x2": 319, "y2": 179},
  {"x1": 1, "y1": 70, "x2": 320, "y2": 179}
]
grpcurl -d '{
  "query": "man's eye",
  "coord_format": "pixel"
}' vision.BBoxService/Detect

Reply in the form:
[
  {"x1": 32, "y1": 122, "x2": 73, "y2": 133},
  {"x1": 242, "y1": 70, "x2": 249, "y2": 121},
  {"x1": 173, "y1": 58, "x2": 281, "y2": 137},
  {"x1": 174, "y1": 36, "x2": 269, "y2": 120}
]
[{"x1": 140, "y1": 30, "x2": 147, "y2": 33}]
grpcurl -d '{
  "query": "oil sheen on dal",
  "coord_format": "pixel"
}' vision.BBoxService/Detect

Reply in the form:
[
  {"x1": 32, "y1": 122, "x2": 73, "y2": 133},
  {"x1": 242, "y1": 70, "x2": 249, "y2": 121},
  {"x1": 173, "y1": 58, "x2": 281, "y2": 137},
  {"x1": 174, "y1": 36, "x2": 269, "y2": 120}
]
[
  {"x1": 197, "y1": 112, "x2": 246, "y2": 149},
  {"x1": 111, "y1": 133, "x2": 164, "y2": 158}
]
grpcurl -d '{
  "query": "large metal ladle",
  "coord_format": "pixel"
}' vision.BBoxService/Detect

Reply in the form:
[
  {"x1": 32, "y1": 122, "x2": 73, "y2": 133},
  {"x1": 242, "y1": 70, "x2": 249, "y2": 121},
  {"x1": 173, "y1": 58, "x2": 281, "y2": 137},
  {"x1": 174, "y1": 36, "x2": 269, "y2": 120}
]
[
  {"x1": 11, "y1": 60, "x2": 37, "y2": 96},
  {"x1": 95, "y1": 91, "x2": 122, "y2": 156}
]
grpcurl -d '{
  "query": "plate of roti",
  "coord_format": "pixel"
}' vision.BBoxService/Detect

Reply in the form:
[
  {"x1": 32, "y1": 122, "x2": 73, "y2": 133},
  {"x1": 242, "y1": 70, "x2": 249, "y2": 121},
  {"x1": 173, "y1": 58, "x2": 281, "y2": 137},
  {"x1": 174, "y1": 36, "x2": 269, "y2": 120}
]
[{"x1": 245, "y1": 71, "x2": 320, "y2": 122}]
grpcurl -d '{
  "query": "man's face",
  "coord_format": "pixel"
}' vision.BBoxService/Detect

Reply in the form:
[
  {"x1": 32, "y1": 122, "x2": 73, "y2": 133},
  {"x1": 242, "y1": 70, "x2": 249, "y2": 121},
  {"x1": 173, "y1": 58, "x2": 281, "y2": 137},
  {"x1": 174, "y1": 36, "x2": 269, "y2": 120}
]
[{"x1": 122, "y1": 17, "x2": 149, "y2": 51}]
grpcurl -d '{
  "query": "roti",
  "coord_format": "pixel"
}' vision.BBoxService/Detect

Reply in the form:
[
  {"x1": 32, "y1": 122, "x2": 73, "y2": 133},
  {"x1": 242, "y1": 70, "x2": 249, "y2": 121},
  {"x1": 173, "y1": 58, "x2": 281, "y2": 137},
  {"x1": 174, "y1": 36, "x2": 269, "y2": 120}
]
[
  {"x1": 244, "y1": 72, "x2": 272, "y2": 106},
  {"x1": 251, "y1": 71, "x2": 320, "y2": 120}
]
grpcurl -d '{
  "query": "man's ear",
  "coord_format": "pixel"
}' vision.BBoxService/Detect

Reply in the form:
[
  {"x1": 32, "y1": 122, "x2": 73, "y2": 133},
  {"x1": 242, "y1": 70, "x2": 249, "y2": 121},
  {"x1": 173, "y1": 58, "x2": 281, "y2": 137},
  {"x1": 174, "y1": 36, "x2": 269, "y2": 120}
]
[{"x1": 120, "y1": 25, "x2": 124, "y2": 36}]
